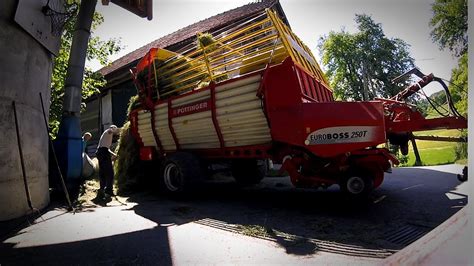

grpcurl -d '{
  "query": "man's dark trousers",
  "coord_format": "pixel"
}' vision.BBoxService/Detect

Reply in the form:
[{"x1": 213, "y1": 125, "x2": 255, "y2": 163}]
[{"x1": 96, "y1": 147, "x2": 114, "y2": 194}]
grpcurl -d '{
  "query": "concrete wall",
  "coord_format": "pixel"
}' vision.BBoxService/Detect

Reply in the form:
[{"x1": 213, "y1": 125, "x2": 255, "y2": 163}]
[{"x1": 0, "y1": 0, "x2": 52, "y2": 221}]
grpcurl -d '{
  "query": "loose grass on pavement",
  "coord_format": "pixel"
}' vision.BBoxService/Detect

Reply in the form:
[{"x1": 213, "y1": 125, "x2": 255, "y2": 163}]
[
  {"x1": 76, "y1": 158, "x2": 128, "y2": 208},
  {"x1": 236, "y1": 225, "x2": 273, "y2": 238}
]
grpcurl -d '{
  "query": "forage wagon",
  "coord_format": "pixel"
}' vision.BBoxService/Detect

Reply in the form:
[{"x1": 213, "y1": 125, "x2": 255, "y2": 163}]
[{"x1": 126, "y1": 9, "x2": 467, "y2": 196}]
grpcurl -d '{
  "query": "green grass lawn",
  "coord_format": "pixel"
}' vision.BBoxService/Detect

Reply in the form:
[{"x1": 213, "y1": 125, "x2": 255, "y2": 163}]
[
  {"x1": 405, "y1": 145, "x2": 456, "y2": 166},
  {"x1": 401, "y1": 129, "x2": 466, "y2": 166}
]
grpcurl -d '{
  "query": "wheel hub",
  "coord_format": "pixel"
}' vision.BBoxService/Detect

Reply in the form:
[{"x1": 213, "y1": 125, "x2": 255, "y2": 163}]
[
  {"x1": 346, "y1": 176, "x2": 365, "y2": 194},
  {"x1": 164, "y1": 163, "x2": 181, "y2": 191}
]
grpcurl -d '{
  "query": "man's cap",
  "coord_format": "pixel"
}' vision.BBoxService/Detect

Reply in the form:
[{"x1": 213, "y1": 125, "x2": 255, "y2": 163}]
[{"x1": 109, "y1": 125, "x2": 120, "y2": 134}]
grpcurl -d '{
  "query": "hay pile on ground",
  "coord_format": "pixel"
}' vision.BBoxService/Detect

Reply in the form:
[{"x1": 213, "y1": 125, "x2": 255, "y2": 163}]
[{"x1": 76, "y1": 178, "x2": 129, "y2": 208}]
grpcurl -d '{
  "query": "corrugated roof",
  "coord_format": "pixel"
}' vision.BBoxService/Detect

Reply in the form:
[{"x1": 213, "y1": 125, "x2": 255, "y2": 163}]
[{"x1": 99, "y1": 0, "x2": 279, "y2": 77}]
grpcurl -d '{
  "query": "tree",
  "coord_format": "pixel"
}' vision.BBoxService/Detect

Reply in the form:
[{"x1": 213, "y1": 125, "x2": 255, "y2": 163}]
[
  {"x1": 430, "y1": 0, "x2": 468, "y2": 57},
  {"x1": 318, "y1": 14, "x2": 415, "y2": 101},
  {"x1": 429, "y1": 0, "x2": 467, "y2": 160},
  {"x1": 49, "y1": 2, "x2": 121, "y2": 137},
  {"x1": 449, "y1": 53, "x2": 467, "y2": 116},
  {"x1": 429, "y1": 0, "x2": 468, "y2": 118},
  {"x1": 449, "y1": 52, "x2": 468, "y2": 160}
]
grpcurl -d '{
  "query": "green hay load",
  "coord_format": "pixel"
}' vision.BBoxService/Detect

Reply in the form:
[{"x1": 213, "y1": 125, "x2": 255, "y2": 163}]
[
  {"x1": 135, "y1": 54, "x2": 209, "y2": 98},
  {"x1": 114, "y1": 121, "x2": 141, "y2": 194},
  {"x1": 114, "y1": 96, "x2": 142, "y2": 194},
  {"x1": 198, "y1": 32, "x2": 218, "y2": 52},
  {"x1": 127, "y1": 95, "x2": 140, "y2": 114},
  {"x1": 135, "y1": 32, "x2": 229, "y2": 99}
]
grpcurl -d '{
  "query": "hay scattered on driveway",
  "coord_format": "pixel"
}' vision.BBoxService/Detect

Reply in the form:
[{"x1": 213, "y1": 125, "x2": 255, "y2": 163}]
[{"x1": 76, "y1": 179, "x2": 129, "y2": 208}]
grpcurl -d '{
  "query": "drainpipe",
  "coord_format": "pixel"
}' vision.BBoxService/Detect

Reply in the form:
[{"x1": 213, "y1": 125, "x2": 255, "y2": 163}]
[
  {"x1": 63, "y1": 0, "x2": 97, "y2": 115},
  {"x1": 55, "y1": 0, "x2": 97, "y2": 185}
]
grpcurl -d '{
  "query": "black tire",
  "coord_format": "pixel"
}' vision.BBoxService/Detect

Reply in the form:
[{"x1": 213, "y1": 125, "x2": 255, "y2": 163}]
[
  {"x1": 457, "y1": 166, "x2": 468, "y2": 182},
  {"x1": 457, "y1": 174, "x2": 467, "y2": 182},
  {"x1": 231, "y1": 159, "x2": 267, "y2": 185},
  {"x1": 339, "y1": 172, "x2": 374, "y2": 198},
  {"x1": 159, "y1": 152, "x2": 202, "y2": 194}
]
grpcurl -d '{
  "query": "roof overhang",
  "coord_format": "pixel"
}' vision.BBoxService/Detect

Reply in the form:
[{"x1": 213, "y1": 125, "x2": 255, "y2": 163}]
[
  {"x1": 98, "y1": 0, "x2": 288, "y2": 87},
  {"x1": 102, "y1": 0, "x2": 153, "y2": 20}
]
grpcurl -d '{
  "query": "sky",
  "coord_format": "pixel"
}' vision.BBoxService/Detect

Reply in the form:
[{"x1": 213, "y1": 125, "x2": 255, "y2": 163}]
[{"x1": 90, "y1": 0, "x2": 459, "y2": 95}]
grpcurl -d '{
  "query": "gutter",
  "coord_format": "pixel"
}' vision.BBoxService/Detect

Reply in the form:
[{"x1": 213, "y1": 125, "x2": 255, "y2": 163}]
[{"x1": 382, "y1": 206, "x2": 472, "y2": 265}]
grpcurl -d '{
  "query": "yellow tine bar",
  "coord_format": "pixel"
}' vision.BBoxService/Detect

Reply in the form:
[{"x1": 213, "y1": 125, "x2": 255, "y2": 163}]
[
  {"x1": 157, "y1": 13, "x2": 274, "y2": 91},
  {"x1": 267, "y1": 10, "x2": 298, "y2": 67},
  {"x1": 206, "y1": 25, "x2": 276, "y2": 58},
  {"x1": 209, "y1": 34, "x2": 279, "y2": 64},
  {"x1": 284, "y1": 26, "x2": 321, "y2": 81},
  {"x1": 158, "y1": 54, "x2": 205, "y2": 77},
  {"x1": 207, "y1": 28, "x2": 277, "y2": 62},
  {"x1": 209, "y1": 44, "x2": 285, "y2": 72},
  {"x1": 161, "y1": 70, "x2": 207, "y2": 91},
  {"x1": 277, "y1": 16, "x2": 329, "y2": 86},
  {"x1": 216, "y1": 18, "x2": 271, "y2": 44},
  {"x1": 158, "y1": 60, "x2": 206, "y2": 85},
  {"x1": 161, "y1": 78, "x2": 208, "y2": 96},
  {"x1": 167, "y1": 19, "x2": 271, "y2": 63},
  {"x1": 272, "y1": 9, "x2": 330, "y2": 87},
  {"x1": 278, "y1": 20, "x2": 313, "y2": 75},
  {"x1": 200, "y1": 46, "x2": 214, "y2": 82},
  {"x1": 151, "y1": 59, "x2": 161, "y2": 99},
  {"x1": 149, "y1": 9, "x2": 332, "y2": 99},
  {"x1": 210, "y1": 49, "x2": 287, "y2": 77},
  {"x1": 209, "y1": 37, "x2": 279, "y2": 68}
]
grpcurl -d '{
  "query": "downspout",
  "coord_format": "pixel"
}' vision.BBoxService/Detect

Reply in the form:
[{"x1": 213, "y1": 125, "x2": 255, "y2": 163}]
[
  {"x1": 63, "y1": 0, "x2": 97, "y2": 115},
  {"x1": 55, "y1": 0, "x2": 97, "y2": 185}
]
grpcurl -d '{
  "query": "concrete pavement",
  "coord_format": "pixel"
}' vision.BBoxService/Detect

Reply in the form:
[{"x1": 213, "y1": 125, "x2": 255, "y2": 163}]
[
  {"x1": 0, "y1": 164, "x2": 469, "y2": 265},
  {"x1": 0, "y1": 204, "x2": 380, "y2": 265}
]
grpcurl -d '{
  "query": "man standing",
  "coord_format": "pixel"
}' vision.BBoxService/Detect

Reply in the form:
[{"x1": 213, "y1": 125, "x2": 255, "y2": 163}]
[
  {"x1": 82, "y1": 132, "x2": 95, "y2": 178},
  {"x1": 96, "y1": 125, "x2": 121, "y2": 197},
  {"x1": 82, "y1": 132, "x2": 92, "y2": 152}
]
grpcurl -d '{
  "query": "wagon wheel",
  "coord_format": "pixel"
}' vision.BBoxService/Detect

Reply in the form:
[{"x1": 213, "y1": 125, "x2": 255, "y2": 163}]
[
  {"x1": 159, "y1": 152, "x2": 202, "y2": 194},
  {"x1": 339, "y1": 169, "x2": 374, "y2": 198}
]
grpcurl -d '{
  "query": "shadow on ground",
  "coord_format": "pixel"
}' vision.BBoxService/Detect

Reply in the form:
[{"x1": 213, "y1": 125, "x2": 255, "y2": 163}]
[
  {"x1": 126, "y1": 166, "x2": 467, "y2": 255},
  {"x1": 0, "y1": 166, "x2": 467, "y2": 264},
  {"x1": 1, "y1": 226, "x2": 172, "y2": 265}
]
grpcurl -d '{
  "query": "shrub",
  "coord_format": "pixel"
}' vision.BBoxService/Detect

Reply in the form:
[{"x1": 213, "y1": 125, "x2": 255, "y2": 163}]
[{"x1": 454, "y1": 130, "x2": 468, "y2": 161}]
